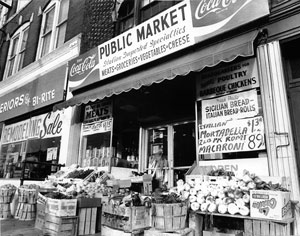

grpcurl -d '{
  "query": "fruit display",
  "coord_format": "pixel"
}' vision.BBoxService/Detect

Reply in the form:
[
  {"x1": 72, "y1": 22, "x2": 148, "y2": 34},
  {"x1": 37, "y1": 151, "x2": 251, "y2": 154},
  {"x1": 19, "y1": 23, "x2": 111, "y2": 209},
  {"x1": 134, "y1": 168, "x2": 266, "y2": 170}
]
[
  {"x1": 177, "y1": 169, "x2": 288, "y2": 216},
  {"x1": 65, "y1": 168, "x2": 94, "y2": 179}
]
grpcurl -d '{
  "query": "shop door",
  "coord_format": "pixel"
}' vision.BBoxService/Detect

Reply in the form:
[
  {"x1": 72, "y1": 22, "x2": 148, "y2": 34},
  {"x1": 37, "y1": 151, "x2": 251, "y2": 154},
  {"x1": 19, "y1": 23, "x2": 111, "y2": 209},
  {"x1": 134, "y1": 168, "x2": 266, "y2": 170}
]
[{"x1": 142, "y1": 121, "x2": 196, "y2": 188}]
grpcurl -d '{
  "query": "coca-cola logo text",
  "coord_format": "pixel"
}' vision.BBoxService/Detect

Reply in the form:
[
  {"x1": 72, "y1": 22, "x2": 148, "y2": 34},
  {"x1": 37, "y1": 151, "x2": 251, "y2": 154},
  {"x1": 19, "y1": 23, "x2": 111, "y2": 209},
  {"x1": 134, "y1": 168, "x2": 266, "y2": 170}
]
[
  {"x1": 70, "y1": 55, "x2": 96, "y2": 77},
  {"x1": 195, "y1": 0, "x2": 241, "y2": 20}
]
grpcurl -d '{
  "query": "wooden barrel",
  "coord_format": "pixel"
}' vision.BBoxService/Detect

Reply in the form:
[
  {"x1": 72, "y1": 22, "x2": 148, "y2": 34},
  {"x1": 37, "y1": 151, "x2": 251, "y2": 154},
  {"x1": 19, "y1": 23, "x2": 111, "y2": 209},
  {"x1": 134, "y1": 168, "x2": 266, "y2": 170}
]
[
  {"x1": 151, "y1": 203, "x2": 187, "y2": 232},
  {"x1": 0, "y1": 203, "x2": 11, "y2": 219}
]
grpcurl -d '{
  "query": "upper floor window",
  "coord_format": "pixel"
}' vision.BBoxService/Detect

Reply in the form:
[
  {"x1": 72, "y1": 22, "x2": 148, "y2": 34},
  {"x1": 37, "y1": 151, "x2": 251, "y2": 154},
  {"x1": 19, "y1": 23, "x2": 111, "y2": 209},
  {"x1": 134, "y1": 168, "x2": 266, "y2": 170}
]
[
  {"x1": 4, "y1": 23, "x2": 29, "y2": 78},
  {"x1": 118, "y1": 0, "x2": 134, "y2": 33},
  {"x1": 0, "y1": 0, "x2": 12, "y2": 28},
  {"x1": 37, "y1": 0, "x2": 69, "y2": 58},
  {"x1": 16, "y1": 0, "x2": 31, "y2": 12}
]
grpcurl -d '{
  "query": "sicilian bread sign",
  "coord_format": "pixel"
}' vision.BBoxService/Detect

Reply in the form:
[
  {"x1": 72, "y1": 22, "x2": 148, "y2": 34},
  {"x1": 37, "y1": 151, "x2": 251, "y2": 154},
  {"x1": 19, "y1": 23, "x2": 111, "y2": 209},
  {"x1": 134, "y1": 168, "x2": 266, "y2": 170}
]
[
  {"x1": 197, "y1": 58, "x2": 259, "y2": 99},
  {"x1": 1, "y1": 111, "x2": 65, "y2": 145},
  {"x1": 198, "y1": 90, "x2": 265, "y2": 154}
]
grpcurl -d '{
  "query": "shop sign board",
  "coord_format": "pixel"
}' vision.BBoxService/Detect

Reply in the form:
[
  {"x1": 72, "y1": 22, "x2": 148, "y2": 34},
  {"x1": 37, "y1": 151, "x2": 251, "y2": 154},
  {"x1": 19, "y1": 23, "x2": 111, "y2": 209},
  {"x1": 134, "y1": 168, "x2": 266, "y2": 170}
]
[
  {"x1": 68, "y1": 0, "x2": 269, "y2": 92},
  {"x1": 197, "y1": 58, "x2": 259, "y2": 99},
  {"x1": 198, "y1": 116, "x2": 265, "y2": 155},
  {"x1": 82, "y1": 118, "x2": 113, "y2": 136},
  {"x1": 190, "y1": 0, "x2": 269, "y2": 43},
  {"x1": 1, "y1": 111, "x2": 65, "y2": 145},
  {"x1": 68, "y1": 47, "x2": 100, "y2": 92},
  {"x1": 83, "y1": 100, "x2": 112, "y2": 123},
  {"x1": 0, "y1": 65, "x2": 67, "y2": 122},
  {"x1": 201, "y1": 89, "x2": 259, "y2": 124}
]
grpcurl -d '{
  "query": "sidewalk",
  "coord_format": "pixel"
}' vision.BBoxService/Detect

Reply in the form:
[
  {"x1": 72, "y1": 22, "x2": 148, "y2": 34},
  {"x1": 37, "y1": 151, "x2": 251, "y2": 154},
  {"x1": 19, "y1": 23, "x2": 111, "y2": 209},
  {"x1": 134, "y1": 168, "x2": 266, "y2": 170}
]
[{"x1": 0, "y1": 218, "x2": 43, "y2": 236}]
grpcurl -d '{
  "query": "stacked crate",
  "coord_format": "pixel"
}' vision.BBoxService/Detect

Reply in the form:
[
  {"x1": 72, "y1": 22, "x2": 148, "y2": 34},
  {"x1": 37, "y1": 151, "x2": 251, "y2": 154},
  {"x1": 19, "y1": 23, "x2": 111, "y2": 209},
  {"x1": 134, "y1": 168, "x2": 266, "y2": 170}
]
[
  {"x1": 42, "y1": 197, "x2": 78, "y2": 236},
  {"x1": 0, "y1": 186, "x2": 16, "y2": 219},
  {"x1": 77, "y1": 197, "x2": 102, "y2": 235}
]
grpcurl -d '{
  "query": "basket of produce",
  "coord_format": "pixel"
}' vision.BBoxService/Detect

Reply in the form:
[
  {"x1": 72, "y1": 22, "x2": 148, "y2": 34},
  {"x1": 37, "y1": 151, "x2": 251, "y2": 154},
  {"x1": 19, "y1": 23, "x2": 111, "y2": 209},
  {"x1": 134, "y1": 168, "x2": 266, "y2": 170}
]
[
  {"x1": 18, "y1": 184, "x2": 40, "y2": 203},
  {"x1": 0, "y1": 184, "x2": 17, "y2": 203},
  {"x1": 151, "y1": 191, "x2": 188, "y2": 232}
]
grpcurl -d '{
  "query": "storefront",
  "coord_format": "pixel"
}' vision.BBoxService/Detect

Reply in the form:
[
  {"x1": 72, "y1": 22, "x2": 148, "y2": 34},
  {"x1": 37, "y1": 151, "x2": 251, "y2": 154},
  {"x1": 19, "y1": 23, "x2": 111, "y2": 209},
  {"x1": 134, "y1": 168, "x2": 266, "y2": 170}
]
[
  {"x1": 52, "y1": 0, "x2": 300, "y2": 234},
  {"x1": 0, "y1": 65, "x2": 70, "y2": 182}
]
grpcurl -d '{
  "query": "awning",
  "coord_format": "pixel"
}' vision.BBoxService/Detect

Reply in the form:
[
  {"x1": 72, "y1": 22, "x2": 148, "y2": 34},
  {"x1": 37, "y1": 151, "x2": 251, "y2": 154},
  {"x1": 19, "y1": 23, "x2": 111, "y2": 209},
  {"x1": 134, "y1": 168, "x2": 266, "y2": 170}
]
[{"x1": 54, "y1": 30, "x2": 259, "y2": 111}]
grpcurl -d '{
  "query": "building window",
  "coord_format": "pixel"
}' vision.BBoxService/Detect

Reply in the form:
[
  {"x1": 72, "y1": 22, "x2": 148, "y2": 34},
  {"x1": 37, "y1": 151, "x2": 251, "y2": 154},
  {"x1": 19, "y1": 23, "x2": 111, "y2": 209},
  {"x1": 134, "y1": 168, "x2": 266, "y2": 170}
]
[
  {"x1": 37, "y1": 0, "x2": 69, "y2": 58},
  {"x1": 118, "y1": 0, "x2": 134, "y2": 33},
  {"x1": 0, "y1": 0, "x2": 12, "y2": 28},
  {"x1": 16, "y1": 0, "x2": 31, "y2": 12},
  {"x1": 4, "y1": 23, "x2": 29, "y2": 79}
]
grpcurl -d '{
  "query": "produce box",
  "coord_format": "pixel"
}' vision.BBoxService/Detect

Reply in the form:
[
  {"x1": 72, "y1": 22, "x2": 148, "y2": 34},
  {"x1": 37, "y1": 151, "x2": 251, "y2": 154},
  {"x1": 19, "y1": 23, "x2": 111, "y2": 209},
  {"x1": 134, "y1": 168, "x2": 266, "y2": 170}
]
[
  {"x1": 102, "y1": 203, "x2": 151, "y2": 232},
  {"x1": 250, "y1": 190, "x2": 292, "y2": 220},
  {"x1": 46, "y1": 198, "x2": 77, "y2": 217},
  {"x1": 43, "y1": 213, "x2": 77, "y2": 236},
  {"x1": 78, "y1": 207, "x2": 97, "y2": 235}
]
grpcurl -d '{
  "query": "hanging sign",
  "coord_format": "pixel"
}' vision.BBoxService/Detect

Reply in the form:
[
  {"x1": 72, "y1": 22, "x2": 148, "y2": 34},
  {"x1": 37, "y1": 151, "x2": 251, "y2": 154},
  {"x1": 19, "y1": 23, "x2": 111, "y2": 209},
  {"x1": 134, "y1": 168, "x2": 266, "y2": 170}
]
[
  {"x1": 201, "y1": 89, "x2": 259, "y2": 124},
  {"x1": 198, "y1": 116, "x2": 265, "y2": 154},
  {"x1": 197, "y1": 58, "x2": 259, "y2": 99},
  {"x1": 82, "y1": 118, "x2": 113, "y2": 136},
  {"x1": 0, "y1": 65, "x2": 67, "y2": 122},
  {"x1": 1, "y1": 111, "x2": 65, "y2": 144},
  {"x1": 83, "y1": 100, "x2": 112, "y2": 123}
]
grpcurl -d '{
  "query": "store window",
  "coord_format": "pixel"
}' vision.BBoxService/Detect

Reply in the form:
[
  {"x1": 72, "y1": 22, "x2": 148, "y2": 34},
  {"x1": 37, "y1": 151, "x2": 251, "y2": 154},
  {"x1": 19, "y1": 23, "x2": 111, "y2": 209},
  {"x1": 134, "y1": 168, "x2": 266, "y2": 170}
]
[
  {"x1": 196, "y1": 58, "x2": 266, "y2": 162},
  {"x1": 4, "y1": 22, "x2": 29, "y2": 79},
  {"x1": 0, "y1": 142, "x2": 26, "y2": 178},
  {"x1": 37, "y1": 0, "x2": 69, "y2": 58}
]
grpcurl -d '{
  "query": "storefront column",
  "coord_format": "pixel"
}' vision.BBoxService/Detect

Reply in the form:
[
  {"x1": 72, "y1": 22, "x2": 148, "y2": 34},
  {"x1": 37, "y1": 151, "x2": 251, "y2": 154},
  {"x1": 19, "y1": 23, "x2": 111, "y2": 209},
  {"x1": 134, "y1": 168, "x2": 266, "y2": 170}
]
[{"x1": 257, "y1": 41, "x2": 300, "y2": 234}]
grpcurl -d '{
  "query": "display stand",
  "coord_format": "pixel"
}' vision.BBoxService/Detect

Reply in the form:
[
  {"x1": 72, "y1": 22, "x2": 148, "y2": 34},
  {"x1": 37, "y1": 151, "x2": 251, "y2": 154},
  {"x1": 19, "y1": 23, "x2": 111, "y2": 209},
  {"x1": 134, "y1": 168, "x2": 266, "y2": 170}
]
[{"x1": 191, "y1": 211, "x2": 294, "y2": 236}]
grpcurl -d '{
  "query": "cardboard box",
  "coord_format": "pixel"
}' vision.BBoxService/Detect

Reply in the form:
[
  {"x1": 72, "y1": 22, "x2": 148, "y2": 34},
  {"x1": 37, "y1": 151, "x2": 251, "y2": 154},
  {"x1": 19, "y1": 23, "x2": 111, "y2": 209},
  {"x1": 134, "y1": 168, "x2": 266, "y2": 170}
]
[
  {"x1": 250, "y1": 190, "x2": 292, "y2": 220},
  {"x1": 203, "y1": 231, "x2": 243, "y2": 236},
  {"x1": 46, "y1": 198, "x2": 77, "y2": 217}
]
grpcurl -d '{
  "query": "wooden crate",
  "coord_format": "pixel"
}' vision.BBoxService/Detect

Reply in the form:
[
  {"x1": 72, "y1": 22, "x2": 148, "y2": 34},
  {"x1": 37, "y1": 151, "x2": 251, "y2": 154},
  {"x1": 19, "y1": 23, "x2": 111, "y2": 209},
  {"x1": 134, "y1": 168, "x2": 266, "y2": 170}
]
[
  {"x1": 152, "y1": 203, "x2": 188, "y2": 232},
  {"x1": 144, "y1": 228, "x2": 194, "y2": 236},
  {"x1": 35, "y1": 203, "x2": 46, "y2": 230},
  {"x1": 43, "y1": 213, "x2": 77, "y2": 236},
  {"x1": 78, "y1": 207, "x2": 97, "y2": 235},
  {"x1": 244, "y1": 218, "x2": 293, "y2": 236},
  {"x1": 0, "y1": 203, "x2": 11, "y2": 219},
  {"x1": 102, "y1": 203, "x2": 151, "y2": 232},
  {"x1": 15, "y1": 203, "x2": 36, "y2": 220}
]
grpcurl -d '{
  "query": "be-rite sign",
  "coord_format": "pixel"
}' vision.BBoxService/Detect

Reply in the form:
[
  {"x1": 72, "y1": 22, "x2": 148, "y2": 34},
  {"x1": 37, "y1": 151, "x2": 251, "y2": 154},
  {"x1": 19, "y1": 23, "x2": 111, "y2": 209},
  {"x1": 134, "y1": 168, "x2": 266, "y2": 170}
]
[
  {"x1": 1, "y1": 111, "x2": 65, "y2": 144},
  {"x1": 0, "y1": 65, "x2": 66, "y2": 122},
  {"x1": 68, "y1": 0, "x2": 269, "y2": 91}
]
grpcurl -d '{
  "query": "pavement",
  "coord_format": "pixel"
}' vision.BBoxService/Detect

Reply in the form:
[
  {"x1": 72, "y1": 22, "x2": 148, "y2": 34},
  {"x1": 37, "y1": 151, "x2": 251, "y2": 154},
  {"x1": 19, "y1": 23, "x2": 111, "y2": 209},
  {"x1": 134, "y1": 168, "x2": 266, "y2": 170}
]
[{"x1": 0, "y1": 218, "x2": 43, "y2": 236}]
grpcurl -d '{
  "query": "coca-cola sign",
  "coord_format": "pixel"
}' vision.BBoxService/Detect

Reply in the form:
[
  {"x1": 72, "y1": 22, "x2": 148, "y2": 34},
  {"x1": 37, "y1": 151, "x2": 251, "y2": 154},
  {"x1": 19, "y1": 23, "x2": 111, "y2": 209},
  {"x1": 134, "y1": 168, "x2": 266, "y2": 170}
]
[
  {"x1": 68, "y1": 47, "x2": 100, "y2": 92},
  {"x1": 190, "y1": 0, "x2": 269, "y2": 42}
]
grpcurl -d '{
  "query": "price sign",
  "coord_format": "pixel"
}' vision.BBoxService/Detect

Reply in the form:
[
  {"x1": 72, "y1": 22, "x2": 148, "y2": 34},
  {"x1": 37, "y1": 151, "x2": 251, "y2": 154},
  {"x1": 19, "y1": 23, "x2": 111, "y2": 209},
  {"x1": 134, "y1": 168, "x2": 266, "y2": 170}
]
[{"x1": 198, "y1": 116, "x2": 265, "y2": 154}]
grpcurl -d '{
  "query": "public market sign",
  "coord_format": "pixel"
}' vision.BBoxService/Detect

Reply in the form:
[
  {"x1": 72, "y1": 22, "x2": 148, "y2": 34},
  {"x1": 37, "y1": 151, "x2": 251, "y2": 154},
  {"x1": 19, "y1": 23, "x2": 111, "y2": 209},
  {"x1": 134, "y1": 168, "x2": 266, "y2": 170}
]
[
  {"x1": 0, "y1": 65, "x2": 67, "y2": 122},
  {"x1": 68, "y1": 0, "x2": 269, "y2": 91},
  {"x1": 1, "y1": 111, "x2": 65, "y2": 144}
]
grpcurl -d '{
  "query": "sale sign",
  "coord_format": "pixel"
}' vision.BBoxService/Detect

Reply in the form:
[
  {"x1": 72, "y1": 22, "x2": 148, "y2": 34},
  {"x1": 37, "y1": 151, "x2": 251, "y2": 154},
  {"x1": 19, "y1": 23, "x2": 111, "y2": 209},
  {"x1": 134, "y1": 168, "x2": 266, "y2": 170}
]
[
  {"x1": 201, "y1": 90, "x2": 259, "y2": 124},
  {"x1": 198, "y1": 116, "x2": 265, "y2": 154}
]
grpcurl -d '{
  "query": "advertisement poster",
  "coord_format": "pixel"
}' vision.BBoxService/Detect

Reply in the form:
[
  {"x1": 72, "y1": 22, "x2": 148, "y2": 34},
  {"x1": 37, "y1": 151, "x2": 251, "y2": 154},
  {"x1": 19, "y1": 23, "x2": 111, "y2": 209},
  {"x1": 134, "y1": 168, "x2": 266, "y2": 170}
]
[
  {"x1": 47, "y1": 147, "x2": 58, "y2": 161},
  {"x1": 201, "y1": 89, "x2": 259, "y2": 124},
  {"x1": 82, "y1": 118, "x2": 113, "y2": 136},
  {"x1": 197, "y1": 58, "x2": 259, "y2": 99},
  {"x1": 198, "y1": 116, "x2": 265, "y2": 154}
]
